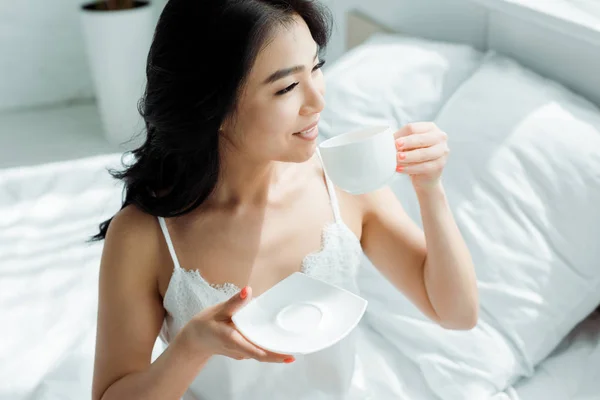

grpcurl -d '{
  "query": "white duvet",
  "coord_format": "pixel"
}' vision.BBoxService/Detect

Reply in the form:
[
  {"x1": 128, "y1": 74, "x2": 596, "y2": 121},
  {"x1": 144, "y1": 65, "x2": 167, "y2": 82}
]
[
  {"x1": 0, "y1": 154, "x2": 123, "y2": 399},
  {"x1": 1, "y1": 154, "x2": 600, "y2": 400}
]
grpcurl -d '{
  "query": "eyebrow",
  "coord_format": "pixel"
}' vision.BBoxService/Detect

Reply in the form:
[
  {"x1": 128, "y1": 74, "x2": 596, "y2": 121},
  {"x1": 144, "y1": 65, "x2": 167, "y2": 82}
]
[{"x1": 263, "y1": 50, "x2": 319, "y2": 85}]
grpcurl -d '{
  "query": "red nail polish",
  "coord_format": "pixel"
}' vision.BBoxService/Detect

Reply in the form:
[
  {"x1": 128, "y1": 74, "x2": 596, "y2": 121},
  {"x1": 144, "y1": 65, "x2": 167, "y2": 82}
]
[
  {"x1": 240, "y1": 287, "x2": 248, "y2": 299},
  {"x1": 396, "y1": 166, "x2": 404, "y2": 172},
  {"x1": 284, "y1": 357, "x2": 295, "y2": 363}
]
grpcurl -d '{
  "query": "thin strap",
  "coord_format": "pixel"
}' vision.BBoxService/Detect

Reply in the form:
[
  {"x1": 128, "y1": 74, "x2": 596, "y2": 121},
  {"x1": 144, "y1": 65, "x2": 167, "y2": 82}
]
[
  {"x1": 157, "y1": 217, "x2": 182, "y2": 270},
  {"x1": 316, "y1": 149, "x2": 342, "y2": 223}
]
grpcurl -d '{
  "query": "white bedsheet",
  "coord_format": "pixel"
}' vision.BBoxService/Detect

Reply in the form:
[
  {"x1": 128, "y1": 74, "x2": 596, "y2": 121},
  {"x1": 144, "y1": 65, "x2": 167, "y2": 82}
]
[{"x1": 1, "y1": 154, "x2": 599, "y2": 400}]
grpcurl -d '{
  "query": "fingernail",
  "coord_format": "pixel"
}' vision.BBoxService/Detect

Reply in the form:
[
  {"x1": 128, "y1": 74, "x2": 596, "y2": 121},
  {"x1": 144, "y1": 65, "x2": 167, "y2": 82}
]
[
  {"x1": 240, "y1": 287, "x2": 248, "y2": 299},
  {"x1": 396, "y1": 139, "x2": 404, "y2": 149},
  {"x1": 396, "y1": 166, "x2": 404, "y2": 172},
  {"x1": 284, "y1": 357, "x2": 295, "y2": 363},
  {"x1": 397, "y1": 152, "x2": 406, "y2": 161}
]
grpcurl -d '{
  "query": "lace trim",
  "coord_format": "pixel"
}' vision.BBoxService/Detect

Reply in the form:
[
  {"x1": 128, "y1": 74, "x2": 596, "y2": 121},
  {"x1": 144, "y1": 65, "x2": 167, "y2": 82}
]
[
  {"x1": 180, "y1": 268, "x2": 242, "y2": 298},
  {"x1": 301, "y1": 222, "x2": 358, "y2": 274},
  {"x1": 162, "y1": 221, "x2": 361, "y2": 307}
]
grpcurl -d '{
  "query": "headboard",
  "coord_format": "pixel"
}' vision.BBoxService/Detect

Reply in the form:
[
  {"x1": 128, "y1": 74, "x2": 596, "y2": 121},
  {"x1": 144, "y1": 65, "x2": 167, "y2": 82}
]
[{"x1": 325, "y1": 0, "x2": 600, "y2": 108}]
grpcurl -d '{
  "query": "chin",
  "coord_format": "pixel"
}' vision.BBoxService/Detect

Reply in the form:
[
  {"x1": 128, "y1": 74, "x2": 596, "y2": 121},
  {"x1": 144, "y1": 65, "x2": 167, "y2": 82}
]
[
  {"x1": 291, "y1": 140, "x2": 318, "y2": 163},
  {"x1": 276, "y1": 141, "x2": 317, "y2": 164}
]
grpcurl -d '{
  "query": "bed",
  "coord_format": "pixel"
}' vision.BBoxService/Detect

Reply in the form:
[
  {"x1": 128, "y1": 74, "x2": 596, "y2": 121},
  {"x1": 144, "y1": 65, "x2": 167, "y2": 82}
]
[
  {"x1": 1, "y1": 153, "x2": 598, "y2": 400},
  {"x1": 1, "y1": 0, "x2": 599, "y2": 399}
]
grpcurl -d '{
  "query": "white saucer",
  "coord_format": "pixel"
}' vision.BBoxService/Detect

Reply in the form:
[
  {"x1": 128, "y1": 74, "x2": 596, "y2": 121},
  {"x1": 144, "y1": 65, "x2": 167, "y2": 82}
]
[{"x1": 231, "y1": 272, "x2": 368, "y2": 355}]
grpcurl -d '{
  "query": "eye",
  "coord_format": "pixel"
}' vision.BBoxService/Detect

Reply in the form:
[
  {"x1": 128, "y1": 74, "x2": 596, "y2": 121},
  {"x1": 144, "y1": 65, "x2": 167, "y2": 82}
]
[
  {"x1": 274, "y1": 60, "x2": 326, "y2": 96},
  {"x1": 313, "y1": 60, "x2": 326, "y2": 71},
  {"x1": 276, "y1": 82, "x2": 299, "y2": 96}
]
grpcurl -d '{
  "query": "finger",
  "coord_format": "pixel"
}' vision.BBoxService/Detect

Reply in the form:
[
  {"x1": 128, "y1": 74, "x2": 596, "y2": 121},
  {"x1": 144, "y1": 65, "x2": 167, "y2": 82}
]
[
  {"x1": 393, "y1": 122, "x2": 436, "y2": 139},
  {"x1": 397, "y1": 158, "x2": 446, "y2": 175},
  {"x1": 228, "y1": 328, "x2": 294, "y2": 363},
  {"x1": 230, "y1": 352, "x2": 250, "y2": 361},
  {"x1": 397, "y1": 143, "x2": 449, "y2": 165},
  {"x1": 219, "y1": 323, "x2": 269, "y2": 360},
  {"x1": 226, "y1": 325, "x2": 293, "y2": 363},
  {"x1": 218, "y1": 286, "x2": 252, "y2": 319},
  {"x1": 396, "y1": 131, "x2": 444, "y2": 151}
]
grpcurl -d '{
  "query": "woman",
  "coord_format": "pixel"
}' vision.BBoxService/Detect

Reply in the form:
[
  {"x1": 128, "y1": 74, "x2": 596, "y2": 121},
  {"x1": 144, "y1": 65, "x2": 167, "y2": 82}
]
[{"x1": 91, "y1": 0, "x2": 478, "y2": 399}]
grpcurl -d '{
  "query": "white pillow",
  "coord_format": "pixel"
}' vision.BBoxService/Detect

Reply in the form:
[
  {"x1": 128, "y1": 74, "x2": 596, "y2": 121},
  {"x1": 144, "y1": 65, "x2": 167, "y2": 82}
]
[
  {"x1": 318, "y1": 33, "x2": 483, "y2": 139},
  {"x1": 358, "y1": 52, "x2": 600, "y2": 399}
]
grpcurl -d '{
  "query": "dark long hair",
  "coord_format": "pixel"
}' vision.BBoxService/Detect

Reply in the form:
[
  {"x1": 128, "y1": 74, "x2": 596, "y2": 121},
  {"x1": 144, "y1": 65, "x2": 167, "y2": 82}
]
[{"x1": 91, "y1": 0, "x2": 332, "y2": 241}]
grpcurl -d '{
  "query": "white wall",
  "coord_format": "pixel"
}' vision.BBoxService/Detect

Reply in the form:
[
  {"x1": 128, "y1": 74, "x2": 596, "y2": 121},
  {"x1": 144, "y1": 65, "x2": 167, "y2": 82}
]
[
  {"x1": 324, "y1": 0, "x2": 487, "y2": 63},
  {"x1": 0, "y1": 0, "x2": 167, "y2": 113}
]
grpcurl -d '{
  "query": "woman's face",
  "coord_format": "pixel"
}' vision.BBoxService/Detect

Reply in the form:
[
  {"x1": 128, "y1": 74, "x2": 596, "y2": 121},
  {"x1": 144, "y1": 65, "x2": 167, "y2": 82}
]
[{"x1": 222, "y1": 15, "x2": 326, "y2": 163}]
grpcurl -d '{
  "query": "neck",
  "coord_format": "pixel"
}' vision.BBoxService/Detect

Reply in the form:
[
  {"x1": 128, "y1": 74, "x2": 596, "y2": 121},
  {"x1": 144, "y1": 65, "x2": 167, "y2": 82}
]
[{"x1": 209, "y1": 141, "x2": 291, "y2": 209}]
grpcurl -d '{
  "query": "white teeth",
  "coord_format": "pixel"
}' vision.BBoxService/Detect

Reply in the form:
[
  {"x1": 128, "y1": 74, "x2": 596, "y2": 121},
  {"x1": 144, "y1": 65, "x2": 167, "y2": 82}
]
[{"x1": 299, "y1": 126, "x2": 316, "y2": 135}]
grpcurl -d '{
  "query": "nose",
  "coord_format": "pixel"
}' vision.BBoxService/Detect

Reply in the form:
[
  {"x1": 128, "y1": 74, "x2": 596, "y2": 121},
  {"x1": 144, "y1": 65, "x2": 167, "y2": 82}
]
[{"x1": 300, "y1": 79, "x2": 325, "y2": 116}]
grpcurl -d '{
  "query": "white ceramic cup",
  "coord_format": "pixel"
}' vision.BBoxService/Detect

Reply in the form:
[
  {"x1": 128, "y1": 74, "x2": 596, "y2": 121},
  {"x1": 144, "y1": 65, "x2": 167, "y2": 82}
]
[{"x1": 318, "y1": 126, "x2": 397, "y2": 194}]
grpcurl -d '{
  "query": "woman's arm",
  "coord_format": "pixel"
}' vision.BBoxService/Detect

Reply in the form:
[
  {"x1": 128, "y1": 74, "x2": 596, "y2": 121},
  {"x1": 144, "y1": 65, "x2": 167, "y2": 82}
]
[
  {"x1": 92, "y1": 206, "x2": 209, "y2": 400},
  {"x1": 360, "y1": 184, "x2": 478, "y2": 330},
  {"x1": 359, "y1": 122, "x2": 478, "y2": 330},
  {"x1": 415, "y1": 183, "x2": 478, "y2": 329},
  {"x1": 98, "y1": 332, "x2": 211, "y2": 400}
]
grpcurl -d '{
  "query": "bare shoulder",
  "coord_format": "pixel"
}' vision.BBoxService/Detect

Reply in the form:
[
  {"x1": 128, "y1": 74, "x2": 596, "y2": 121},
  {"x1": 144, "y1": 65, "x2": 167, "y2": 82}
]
[
  {"x1": 352, "y1": 185, "x2": 411, "y2": 230},
  {"x1": 102, "y1": 204, "x2": 164, "y2": 284},
  {"x1": 107, "y1": 204, "x2": 160, "y2": 243},
  {"x1": 356, "y1": 186, "x2": 400, "y2": 210}
]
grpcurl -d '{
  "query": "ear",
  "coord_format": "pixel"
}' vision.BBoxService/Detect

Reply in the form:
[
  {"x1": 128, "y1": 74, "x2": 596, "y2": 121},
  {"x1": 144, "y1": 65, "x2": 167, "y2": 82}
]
[{"x1": 219, "y1": 113, "x2": 233, "y2": 133}]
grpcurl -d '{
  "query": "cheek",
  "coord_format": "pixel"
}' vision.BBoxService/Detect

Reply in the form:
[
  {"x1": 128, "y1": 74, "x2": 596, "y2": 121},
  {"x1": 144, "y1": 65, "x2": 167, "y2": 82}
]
[
  {"x1": 233, "y1": 98, "x2": 298, "y2": 153},
  {"x1": 247, "y1": 96, "x2": 300, "y2": 136}
]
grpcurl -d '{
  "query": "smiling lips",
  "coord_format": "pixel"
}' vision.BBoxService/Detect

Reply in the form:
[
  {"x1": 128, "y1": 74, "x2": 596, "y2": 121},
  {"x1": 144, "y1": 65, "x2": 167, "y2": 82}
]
[{"x1": 294, "y1": 120, "x2": 319, "y2": 141}]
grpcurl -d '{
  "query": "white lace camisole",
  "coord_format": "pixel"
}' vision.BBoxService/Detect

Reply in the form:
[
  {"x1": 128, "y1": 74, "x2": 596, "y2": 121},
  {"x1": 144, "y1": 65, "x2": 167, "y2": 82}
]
[{"x1": 157, "y1": 155, "x2": 367, "y2": 400}]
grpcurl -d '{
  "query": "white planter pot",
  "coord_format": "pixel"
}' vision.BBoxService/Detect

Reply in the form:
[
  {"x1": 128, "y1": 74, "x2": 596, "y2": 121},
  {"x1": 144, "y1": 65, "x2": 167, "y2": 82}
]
[{"x1": 80, "y1": 1, "x2": 155, "y2": 150}]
